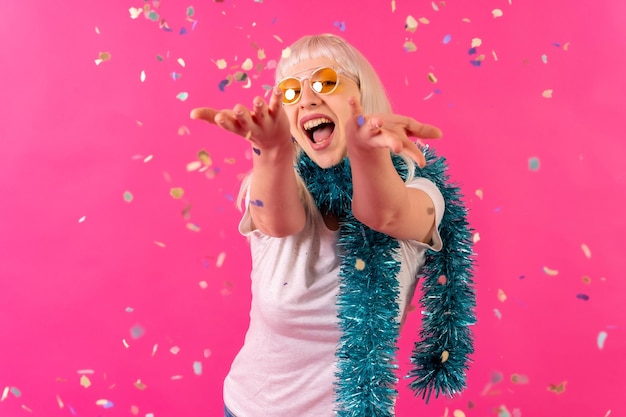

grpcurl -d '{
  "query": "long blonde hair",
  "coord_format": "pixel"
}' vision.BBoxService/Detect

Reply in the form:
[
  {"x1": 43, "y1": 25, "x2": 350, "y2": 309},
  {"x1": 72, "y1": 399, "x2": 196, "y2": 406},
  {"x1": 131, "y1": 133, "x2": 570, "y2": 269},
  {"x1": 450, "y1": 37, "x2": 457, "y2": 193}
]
[{"x1": 237, "y1": 34, "x2": 416, "y2": 211}]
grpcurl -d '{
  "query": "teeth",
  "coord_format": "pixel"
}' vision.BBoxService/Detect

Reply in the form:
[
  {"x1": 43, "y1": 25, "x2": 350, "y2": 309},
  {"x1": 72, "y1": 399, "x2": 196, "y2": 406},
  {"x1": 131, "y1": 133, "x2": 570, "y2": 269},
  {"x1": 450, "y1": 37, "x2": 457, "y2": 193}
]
[{"x1": 303, "y1": 117, "x2": 332, "y2": 131}]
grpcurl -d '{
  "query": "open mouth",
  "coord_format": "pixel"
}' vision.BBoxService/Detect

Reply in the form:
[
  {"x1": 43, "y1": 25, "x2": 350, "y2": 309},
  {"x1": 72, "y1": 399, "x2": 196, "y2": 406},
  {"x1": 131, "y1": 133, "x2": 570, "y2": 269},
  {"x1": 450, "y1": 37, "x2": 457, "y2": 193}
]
[{"x1": 303, "y1": 117, "x2": 335, "y2": 144}]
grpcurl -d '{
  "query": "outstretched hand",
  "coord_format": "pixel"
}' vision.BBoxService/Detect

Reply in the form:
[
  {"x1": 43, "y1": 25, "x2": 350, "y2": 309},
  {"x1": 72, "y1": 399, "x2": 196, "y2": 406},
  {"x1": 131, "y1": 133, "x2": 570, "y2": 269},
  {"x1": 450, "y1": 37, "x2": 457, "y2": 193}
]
[
  {"x1": 190, "y1": 88, "x2": 292, "y2": 151},
  {"x1": 345, "y1": 98, "x2": 442, "y2": 168}
]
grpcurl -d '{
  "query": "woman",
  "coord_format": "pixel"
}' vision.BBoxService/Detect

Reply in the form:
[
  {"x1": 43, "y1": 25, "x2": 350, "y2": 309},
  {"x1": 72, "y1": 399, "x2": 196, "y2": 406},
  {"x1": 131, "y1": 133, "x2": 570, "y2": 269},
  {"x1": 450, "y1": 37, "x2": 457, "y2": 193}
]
[{"x1": 191, "y1": 33, "x2": 473, "y2": 417}]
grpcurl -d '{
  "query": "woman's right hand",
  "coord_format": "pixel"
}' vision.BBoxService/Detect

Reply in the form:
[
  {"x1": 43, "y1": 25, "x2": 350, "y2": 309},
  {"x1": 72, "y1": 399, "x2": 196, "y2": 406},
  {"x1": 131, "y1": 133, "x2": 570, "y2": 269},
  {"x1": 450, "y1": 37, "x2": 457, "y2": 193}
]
[{"x1": 190, "y1": 88, "x2": 293, "y2": 152}]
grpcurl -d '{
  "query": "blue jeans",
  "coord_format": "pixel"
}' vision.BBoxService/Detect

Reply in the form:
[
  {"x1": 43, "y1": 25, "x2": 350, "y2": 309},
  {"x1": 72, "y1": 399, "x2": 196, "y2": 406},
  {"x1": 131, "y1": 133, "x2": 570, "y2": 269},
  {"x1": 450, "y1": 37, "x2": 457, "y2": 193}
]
[{"x1": 224, "y1": 405, "x2": 237, "y2": 417}]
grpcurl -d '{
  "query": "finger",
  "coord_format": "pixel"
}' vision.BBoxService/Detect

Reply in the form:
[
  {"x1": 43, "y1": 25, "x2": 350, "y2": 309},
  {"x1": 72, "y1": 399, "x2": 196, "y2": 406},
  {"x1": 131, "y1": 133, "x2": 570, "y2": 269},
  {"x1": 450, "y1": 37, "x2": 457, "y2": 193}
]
[
  {"x1": 403, "y1": 117, "x2": 443, "y2": 139},
  {"x1": 190, "y1": 107, "x2": 220, "y2": 124},
  {"x1": 233, "y1": 104, "x2": 255, "y2": 131},
  {"x1": 267, "y1": 87, "x2": 284, "y2": 115},
  {"x1": 402, "y1": 140, "x2": 427, "y2": 168},
  {"x1": 252, "y1": 96, "x2": 268, "y2": 123}
]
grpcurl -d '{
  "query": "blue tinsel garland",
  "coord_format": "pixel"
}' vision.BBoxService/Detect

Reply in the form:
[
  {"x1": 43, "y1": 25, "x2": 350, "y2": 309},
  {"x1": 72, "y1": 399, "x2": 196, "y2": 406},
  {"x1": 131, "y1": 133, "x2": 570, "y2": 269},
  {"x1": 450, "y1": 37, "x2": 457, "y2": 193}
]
[{"x1": 296, "y1": 147, "x2": 475, "y2": 416}]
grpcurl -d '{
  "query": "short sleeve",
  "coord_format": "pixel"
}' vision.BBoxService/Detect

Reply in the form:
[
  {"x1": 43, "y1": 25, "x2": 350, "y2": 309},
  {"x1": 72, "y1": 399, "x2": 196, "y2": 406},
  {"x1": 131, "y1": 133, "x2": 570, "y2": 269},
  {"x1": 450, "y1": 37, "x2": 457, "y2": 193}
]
[{"x1": 406, "y1": 177, "x2": 445, "y2": 251}]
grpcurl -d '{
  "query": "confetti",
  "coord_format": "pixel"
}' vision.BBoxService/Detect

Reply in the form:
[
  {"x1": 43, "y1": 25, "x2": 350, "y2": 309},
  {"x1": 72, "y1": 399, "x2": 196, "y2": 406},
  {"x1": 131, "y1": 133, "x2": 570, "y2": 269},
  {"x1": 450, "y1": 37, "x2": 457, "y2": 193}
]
[
  {"x1": 177, "y1": 58, "x2": 186, "y2": 67},
  {"x1": 56, "y1": 395, "x2": 64, "y2": 408},
  {"x1": 187, "y1": 161, "x2": 202, "y2": 172},
  {"x1": 453, "y1": 410, "x2": 465, "y2": 417},
  {"x1": 170, "y1": 346, "x2": 181, "y2": 355},
  {"x1": 125, "y1": 306, "x2": 134, "y2": 313},
  {"x1": 281, "y1": 47, "x2": 291, "y2": 59},
  {"x1": 441, "y1": 350, "x2": 449, "y2": 363},
  {"x1": 405, "y1": 15, "x2": 418, "y2": 32},
  {"x1": 199, "y1": 281, "x2": 208, "y2": 289},
  {"x1": 204, "y1": 348, "x2": 212, "y2": 358},
  {"x1": 528, "y1": 157, "x2": 540, "y2": 171},
  {"x1": 193, "y1": 361, "x2": 203, "y2": 375},
  {"x1": 471, "y1": 38, "x2": 482, "y2": 48},
  {"x1": 216, "y1": 252, "x2": 226, "y2": 268},
  {"x1": 198, "y1": 150, "x2": 212, "y2": 166},
  {"x1": 78, "y1": 216, "x2": 86, "y2": 223},
  {"x1": 542, "y1": 266, "x2": 558, "y2": 276},
  {"x1": 547, "y1": 381, "x2": 567, "y2": 394},
  {"x1": 96, "y1": 399, "x2": 114, "y2": 409},
  {"x1": 597, "y1": 331, "x2": 608, "y2": 349},
  {"x1": 403, "y1": 40, "x2": 417, "y2": 53},
  {"x1": 357, "y1": 115, "x2": 366, "y2": 127},
  {"x1": 497, "y1": 289, "x2": 507, "y2": 302},
  {"x1": 1, "y1": 386, "x2": 9, "y2": 401},
  {"x1": 152, "y1": 344, "x2": 159, "y2": 356},
  {"x1": 541, "y1": 54, "x2": 548, "y2": 64},
  {"x1": 170, "y1": 187, "x2": 184, "y2": 199},
  {"x1": 186, "y1": 223, "x2": 201, "y2": 232},
  {"x1": 80, "y1": 375, "x2": 91, "y2": 388},
  {"x1": 130, "y1": 324, "x2": 145, "y2": 339},
  {"x1": 122, "y1": 339, "x2": 129, "y2": 348},
  {"x1": 129, "y1": 7, "x2": 142, "y2": 19},
  {"x1": 581, "y1": 243, "x2": 592, "y2": 258},
  {"x1": 576, "y1": 293, "x2": 590, "y2": 301},
  {"x1": 134, "y1": 380, "x2": 147, "y2": 390},
  {"x1": 95, "y1": 52, "x2": 112, "y2": 65},
  {"x1": 492, "y1": 9, "x2": 503, "y2": 18},
  {"x1": 582, "y1": 275, "x2": 591, "y2": 284},
  {"x1": 154, "y1": 241, "x2": 166, "y2": 248},
  {"x1": 186, "y1": 6, "x2": 195, "y2": 17},
  {"x1": 472, "y1": 232, "x2": 480, "y2": 243},
  {"x1": 475, "y1": 189, "x2": 484, "y2": 199},
  {"x1": 542, "y1": 89, "x2": 553, "y2": 98},
  {"x1": 498, "y1": 406, "x2": 511, "y2": 417},
  {"x1": 437, "y1": 275, "x2": 447, "y2": 285},
  {"x1": 333, "y1": 21, "x2": 346, "y2": 31},
  {"x1": 511, "y1": 373, "x2": 529, "y2": 384},
  {"x1": 241, "y1": 58, "x2": 254, "y2": 71},
  {"x1": 418, "y1": 17, "x2": 430, "y2": 24},
  {"x1": 253, "y1": 147, "x2": 261, "y2": 156},
  {"x1": 443, "y1": 34, "x2": 452, "y2": 44},
  {"x1": 176, "y1": 92, "x2": 189, "y2": 101},
  {"x1": 123, "y1": 191, "x2": 133, "y2": 203},
  {"x1": 178, "y1": 125, "x2": 190, "y2": 135},
  {"x1": 140, "y1": 70, "x2": 146, "y2": 82},
  {"x1": 428, "y1": 72, "x2": 438, "y2": 83},
  {"x1": 216, "y1": 59, "x2": 228, "y2": 69},
  {"x1": 494, "y1": 308, "x2": 502, "y2": 319},
  {"x1": 355, "y1": 258, "x2": 366, "y2": 270}
]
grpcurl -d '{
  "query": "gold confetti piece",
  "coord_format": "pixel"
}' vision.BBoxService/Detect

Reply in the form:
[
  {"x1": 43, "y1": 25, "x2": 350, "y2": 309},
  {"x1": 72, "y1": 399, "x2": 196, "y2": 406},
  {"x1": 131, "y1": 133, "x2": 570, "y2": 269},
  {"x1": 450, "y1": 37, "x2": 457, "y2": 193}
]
[
  {"x1": 475, "y1": 189, "x2": 484, "y2": 199},
  {"x1": 511, "y1": 373, "x2": 529, "y2": 384},
  {"x1": 497, "y1": 289, "x2": 507, "y2": 302},
  {"x1": 543, "y1": 266, "x2": 558, "y2": 276},
  {"x1": 405, "y1": 15, "x2": 418, "y2": 32},
  {"x1": 134, "y1": 380, "x2": 147, "y2": 390},
  {"x1": 216, "y1": 59, "x2": 227, "y2": 69},
  {"x1": 129, "y1": 7, "x2": 142, "y2": 19},
  {"x1": 154, "y1": 241, "x2": 166, "y2": 248},
  {"x1": 186, "y1": 223, "x2": 201, "y2": 232},
  {"x1": 257, "y1": 49, "x2": 266, "y2": 60},
  {"x1": 241, "y1": 58, "x2": 254, "y2": 70},
  {"x1": 122, "y1": 339, "x2": 129, "y2": 348},
  {"x1": 199, "y1": 281, "x2": 208, "y2": 289},
  {"x1": 542, "y1": 89, "x2": 553, "y2": 98},
  {"x1": 170, "y1": 187, "x2": 184, "y2": 199},
  {"x1": 492, "y1": 8, "x2": 503, "y2": 18},
  {"x1": 80, "y1": 375, "x2": 91, "y2": 388},
  {"x1": 453, "y1": 410, "x2": 466, "y2": 417},
  {"x1": 216, "y1": 252, "x2": 226, "y2": 268},
  {"x1": 186, "y1": 161, "x2": 202, "y2": 172},
  {"x1": 177, "y1": 58, "x2": 186, "y2": 67},
  {"x1": 78, "y1": 216, "x2": 86, "y2": 223},
  {"x1": 96, "y1": 399, "x2": 112, "y2": 407},
  {"x1": 547, "y1": 381, "x2": 567, "y2": 394},
  {"x1": 471, "y1": 38, "x2": 482, "y2": 48},
  {"x1": 1, "y1": 386, "x2": 9, "y2": 401},
  {"x1": 472, "y1": 232, "x2": 480, "y2": 243},
  {"x1": 427, "y1": 72, "x2": 438, "y2": 83},
  {"x1": 441, "y1": 350, "x2": 449, "y2": 362},
  {"x1": 404, "y1": 41, "x2": 417, "y2": 52},
  {"x1": 563, "y1": 42, "x2": 570, "y2": 51},
  {"x1": 581, "y1": 243, "x2": 592, "y2": 258},
  {"x1": 170, "y1": 346, "x2": 180, "y2": 355},
  {"x1": 582, "y1": 275, "x2": 591, "y2": 284},
  {"x1": 140, "y1": 70, "x2": 146, "y2": 82},
  {"x1": 418, "y1": 17, "x2": 430, "y2": 24},
  {"x1": 391, "y1": 0, "x2": 396, "y2": 12},
  {"x1": 198, "y1": 150, "x2": 212, "y2": 166},
  {"x1": 355, "y1": 258, "x2": 366, "y2": 270},
  {"x1": 281, "y1": 47, "x2": 291, "y2": 59}
]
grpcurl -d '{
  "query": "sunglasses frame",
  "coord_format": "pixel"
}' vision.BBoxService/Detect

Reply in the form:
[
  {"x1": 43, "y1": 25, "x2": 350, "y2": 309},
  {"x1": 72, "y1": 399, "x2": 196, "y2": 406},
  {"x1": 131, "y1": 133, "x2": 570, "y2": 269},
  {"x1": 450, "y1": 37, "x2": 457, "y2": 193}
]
[{"x1": 276, "y1": 66, "x2": 357, "y2": 105}]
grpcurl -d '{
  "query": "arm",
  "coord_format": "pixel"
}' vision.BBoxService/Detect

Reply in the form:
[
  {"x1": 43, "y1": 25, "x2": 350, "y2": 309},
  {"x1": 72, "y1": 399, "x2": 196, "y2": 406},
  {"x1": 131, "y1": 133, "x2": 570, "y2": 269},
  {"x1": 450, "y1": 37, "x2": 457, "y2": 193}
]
[
  {"x1": 345, "y1": 98, "x2": 442, "y2": 242},
  {"x1": 190, "y1": 89, "x2": 306, "y2": 237}
]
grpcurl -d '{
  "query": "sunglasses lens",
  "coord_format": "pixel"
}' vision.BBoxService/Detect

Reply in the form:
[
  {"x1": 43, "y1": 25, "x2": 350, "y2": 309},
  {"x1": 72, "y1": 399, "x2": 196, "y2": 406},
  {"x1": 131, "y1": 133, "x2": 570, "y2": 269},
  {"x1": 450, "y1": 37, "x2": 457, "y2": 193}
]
[
  {"x1": 278, "y1": 78, "x2": 301, "y2": 104},
  {"x1": 310, "y1": 67, "x2": 339, "y2": 94}
]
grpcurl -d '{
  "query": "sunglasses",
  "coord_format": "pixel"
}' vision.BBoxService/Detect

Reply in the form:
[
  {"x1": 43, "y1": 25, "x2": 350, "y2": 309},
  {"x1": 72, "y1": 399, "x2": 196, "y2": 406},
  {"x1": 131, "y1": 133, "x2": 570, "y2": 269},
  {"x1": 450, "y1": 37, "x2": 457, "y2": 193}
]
[{"x1": 276, "y1": 67, "x2": 357, "y2": 105}]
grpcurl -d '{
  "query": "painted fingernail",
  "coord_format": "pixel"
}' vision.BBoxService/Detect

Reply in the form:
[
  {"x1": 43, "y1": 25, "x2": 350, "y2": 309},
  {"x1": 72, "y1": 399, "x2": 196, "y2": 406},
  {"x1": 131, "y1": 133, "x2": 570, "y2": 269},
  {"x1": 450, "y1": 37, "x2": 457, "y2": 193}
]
[{"x1": 357, "y1": 115, "x2": 366, "y2": 127}]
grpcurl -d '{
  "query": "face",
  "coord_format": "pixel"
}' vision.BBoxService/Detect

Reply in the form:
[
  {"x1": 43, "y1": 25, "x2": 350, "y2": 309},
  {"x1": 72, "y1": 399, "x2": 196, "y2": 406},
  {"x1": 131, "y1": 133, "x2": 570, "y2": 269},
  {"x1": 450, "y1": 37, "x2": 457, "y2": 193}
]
[{"x1": 279, "y1": 57, "x2": 361, "y2": 168}]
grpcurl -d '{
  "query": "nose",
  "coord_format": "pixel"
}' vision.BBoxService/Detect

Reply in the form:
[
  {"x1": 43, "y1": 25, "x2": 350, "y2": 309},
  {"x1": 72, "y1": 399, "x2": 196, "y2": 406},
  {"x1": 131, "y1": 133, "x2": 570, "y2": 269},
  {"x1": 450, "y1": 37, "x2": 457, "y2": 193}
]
[{"x1": 298, "y1": 80, "x2": 321, "y2": 108}]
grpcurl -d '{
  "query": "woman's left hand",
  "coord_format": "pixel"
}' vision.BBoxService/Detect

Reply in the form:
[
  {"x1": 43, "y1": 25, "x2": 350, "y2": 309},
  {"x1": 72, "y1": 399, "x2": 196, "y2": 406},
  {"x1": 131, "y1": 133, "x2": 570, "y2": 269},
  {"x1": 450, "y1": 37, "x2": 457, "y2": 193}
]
[{"x1": 345, "y1": 98, "x2": 442, "y2": 168}]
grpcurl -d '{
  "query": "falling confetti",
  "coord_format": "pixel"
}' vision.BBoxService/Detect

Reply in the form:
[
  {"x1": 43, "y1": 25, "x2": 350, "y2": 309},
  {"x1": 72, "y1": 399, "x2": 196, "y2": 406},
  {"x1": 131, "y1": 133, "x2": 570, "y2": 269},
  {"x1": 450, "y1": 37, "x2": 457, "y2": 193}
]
[
  {"x1": 134, "y1": 380, "x2": 147, "y2": 390},
  {"x1": 471, "y1": 38, "x2": 482, "y2": 48},
  {"x1": 216, "y1": 252, "x2": 226, "y2": 268},
  {"x1": 130, "y1": 324, "x2": 145, "y2": 339},
  {"x1": 576, "y1": 293, "x2": 590, "y2": 301},
  {"x1": 170, "y1": 346, "x2": 181, "y2": 355},
  {"x1": 475, "y1": 189, "x2": 484, "y2": 199},
  {"x1": 472, "y1": 232, "x2": 480, "y2": 243},
  {"x1": 154, "y1": 241, "x2": 166, "y2": 248},
  {"x1": 216, "y1": 59, "x2": 228, "y2": 69},
  {"x1": 241, "y1": 58, "x2": 254, "y2": 71},
  {"x1": 404, "y1": 40, "x2": 417, "y2": 52},
  {"x1": 177, "y1": 58, "x2": 186, "y2": 67},
  {"x1": 453, "y1": 410, "x2": 466, "y2": 417},
  {"x1": 494, "y1": 308, "x2": 502, "y2": 319},
  {"x1": 123, "y1": 191, "x2": 133, "y2": 203},
  {"x1": 497, "y1": 289, "x2": 507, "y2": 302},
  {"x1": 581, "y1": 243, "x2": 592, "y2": 258},
  {"x1": 406, "y1": 15, "x2": 418, "y2": 32},
  {"x1": 511, "y1": 374, "x2": 530, "y2": 384},
  {"x1": 170, "y1": 187, "x2": 184, "y2": 199},
  {"x1": 1, "y1": 386, "x2": 9, "y2": 401},
  {"x1": 492, "y1": 8, "x2": 504, "y2": 18},
  {"x1": 140, "y1": 70, "x2": 146, "y2": 82},
  {"x1": 547, "y1": 381, "x2": 567, "y2": 394},
  {"x1": 543, "y1": 266, "x2": 558, "y2": 276},
  {"x1": 528, "y1": 157, "x2": 540, "y2": 171},
  {"x1": 542, "y1": 89, "x2": 554, "y2": 98},
  {"x1": 80, "y1": 375, "x2": 91, "y2": 388},
  {"x1": 428, "y1": 72, "x2": 438, "y2": 83},
  {"x1": 355, "y1": 258, "x2": 366, "y2": 270},
  {"x1": 129, "y1": 7, "x2": 142, "y2": 19},
  {"x1": 443, "y1": 34, "x2": 452, "y2": 44},
  {"x1": 96, "y1": 399, "x2": 115, "y2": 409},
  {"x1": 176, "y1": 92, "x2": 189, "y2": 101},
  {"x1": 78, "y1": 216, "x2": 86, "y2": 223},
  {"x1": 193, "y1": 361, "x2": 203, "y2": 375},
  {"x1": 597, "y1": 331, "x2": 608, "y2": 349}
]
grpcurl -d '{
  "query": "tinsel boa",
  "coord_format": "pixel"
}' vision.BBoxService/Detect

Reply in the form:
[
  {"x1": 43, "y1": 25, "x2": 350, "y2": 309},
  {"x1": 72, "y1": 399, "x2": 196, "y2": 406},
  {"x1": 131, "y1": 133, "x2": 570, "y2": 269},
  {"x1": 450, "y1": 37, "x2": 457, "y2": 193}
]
[{"x1": 296, "y1": 147, "x2": 476, "y2": 416}]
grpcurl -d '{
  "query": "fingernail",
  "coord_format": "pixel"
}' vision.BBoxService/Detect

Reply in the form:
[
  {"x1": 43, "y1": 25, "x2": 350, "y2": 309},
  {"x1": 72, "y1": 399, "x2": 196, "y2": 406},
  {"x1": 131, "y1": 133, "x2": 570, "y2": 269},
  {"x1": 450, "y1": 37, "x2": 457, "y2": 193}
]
[{"x1": 357, "y1": 115, "x2": 366, "y2": 127}]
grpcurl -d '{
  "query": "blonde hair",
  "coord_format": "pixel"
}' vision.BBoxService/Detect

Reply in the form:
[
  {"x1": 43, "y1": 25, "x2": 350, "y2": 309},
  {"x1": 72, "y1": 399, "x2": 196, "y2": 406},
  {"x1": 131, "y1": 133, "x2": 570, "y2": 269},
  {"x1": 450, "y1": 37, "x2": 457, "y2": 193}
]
[{"x1": 237, "y1": 34, "x2": 415, "y2": 211}]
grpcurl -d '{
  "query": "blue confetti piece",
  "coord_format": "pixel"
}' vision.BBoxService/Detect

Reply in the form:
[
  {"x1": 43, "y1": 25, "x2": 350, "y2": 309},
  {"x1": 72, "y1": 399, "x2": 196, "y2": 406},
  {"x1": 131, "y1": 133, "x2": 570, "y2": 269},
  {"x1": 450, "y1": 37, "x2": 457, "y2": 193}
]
[
  {"x1": 250, "y1": 199, "x2": 264, "y2": 207},
  {"x1": 552, "y1": 42, "x2": 561, "y2": 47},
  {"x1": 357, "y1": 115, "x2": 366, "y2": 127},
  {"x1": 218, "y1": 79, "x2": 229, "y2": 92},
  {"x1": 333, "y1": 21, "x2": 346, "y2": 31},
  {"x1": 443, "y1": 34, "x2": 452, "y2": 44},
  {"x1": 253, "y1": 147, "x2": 261, "y2": 155},
  {"x1": 433, "y1": 88, "x2": 442, "y2": 95},
  {"x1": 130, "y1": 324, "x2": 145, "y2": 339},
  {"x1": 470, "y1": 60, "x2": 482, "y2": 67},
  {"x1": 576, "y1": 293, "x2": 590, "y2": 301},
  {"x1": 103, "y1": 401, "x2": 115, "y2": 409},
  {"x1": 179, "y1": 27, "x2": 188, "y2": 35},
  {"x1": 193, "y1": 361, "x2": 203, "y2": 375},
  {"x1": 468, "y1": 47, "x2": 477, "y2": 55},
  {"x1": 225, "y1": 194, "x2": 234, "y2": 202}
]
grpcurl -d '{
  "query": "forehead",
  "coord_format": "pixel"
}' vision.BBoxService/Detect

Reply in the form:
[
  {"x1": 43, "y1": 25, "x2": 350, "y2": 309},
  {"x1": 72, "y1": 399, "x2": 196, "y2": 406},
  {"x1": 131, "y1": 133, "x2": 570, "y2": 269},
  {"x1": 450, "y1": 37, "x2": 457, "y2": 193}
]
[{"x1": 283, "y1": 57, "x2": 340, "y2": 77}]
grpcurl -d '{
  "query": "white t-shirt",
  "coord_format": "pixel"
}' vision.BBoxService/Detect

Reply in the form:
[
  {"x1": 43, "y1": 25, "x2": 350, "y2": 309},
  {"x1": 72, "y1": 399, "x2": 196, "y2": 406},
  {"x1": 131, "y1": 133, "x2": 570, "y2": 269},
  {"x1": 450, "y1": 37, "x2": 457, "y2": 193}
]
[{"x1": 223, "y1": 178, "x2": 445, "y2": 417}]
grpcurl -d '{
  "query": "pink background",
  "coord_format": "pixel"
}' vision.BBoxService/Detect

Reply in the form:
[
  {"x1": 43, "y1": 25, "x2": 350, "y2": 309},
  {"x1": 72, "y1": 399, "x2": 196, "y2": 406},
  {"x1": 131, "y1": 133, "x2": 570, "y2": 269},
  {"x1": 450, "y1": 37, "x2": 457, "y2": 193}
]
[{"x1": 1, "y1": 1, "x2": 625, "y2": 416}]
